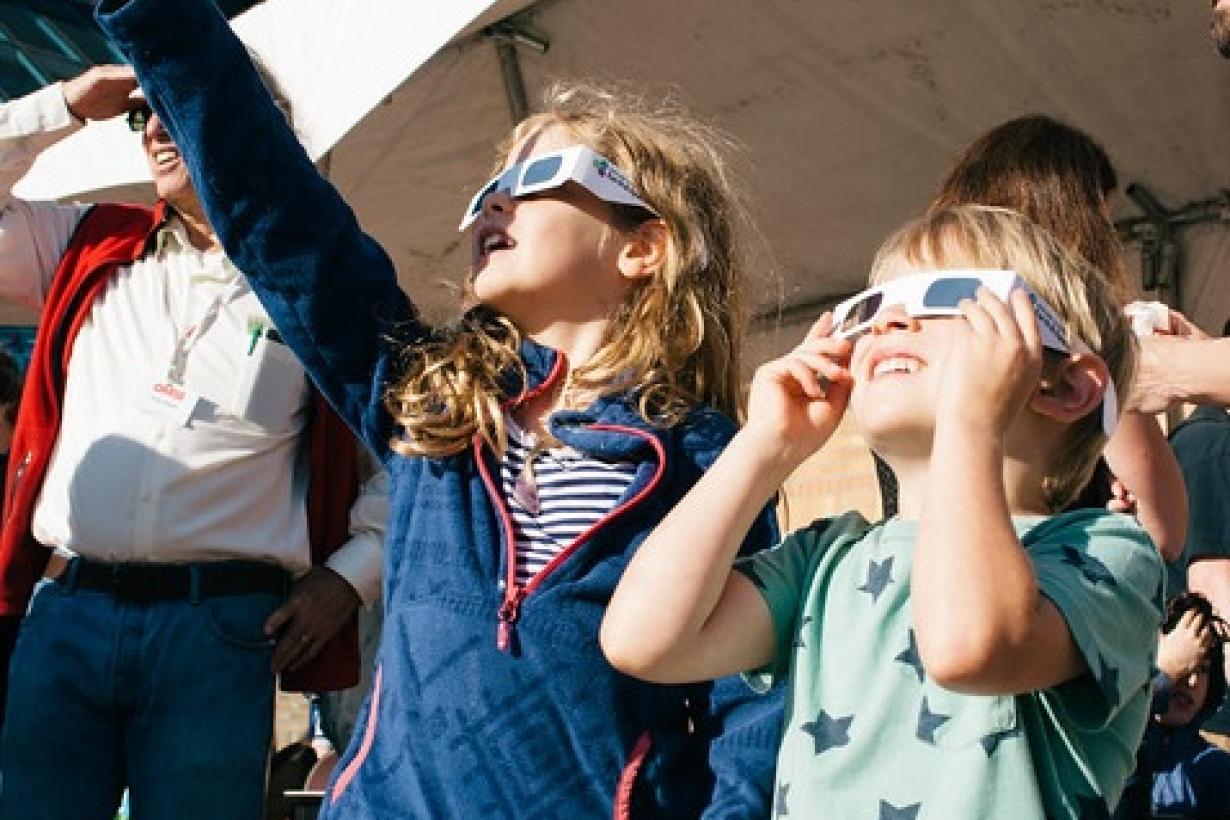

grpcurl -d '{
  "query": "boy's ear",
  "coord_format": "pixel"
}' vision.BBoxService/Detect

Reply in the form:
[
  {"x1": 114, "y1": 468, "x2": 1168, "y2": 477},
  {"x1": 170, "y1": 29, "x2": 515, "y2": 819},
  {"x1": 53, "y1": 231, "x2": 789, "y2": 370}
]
[
  {"x1": 617, "y1": 219, "x2": 669, "y2": 282},
  {"x1": 1029, "y1": 353, "x2": 1111, "y2": 425}
]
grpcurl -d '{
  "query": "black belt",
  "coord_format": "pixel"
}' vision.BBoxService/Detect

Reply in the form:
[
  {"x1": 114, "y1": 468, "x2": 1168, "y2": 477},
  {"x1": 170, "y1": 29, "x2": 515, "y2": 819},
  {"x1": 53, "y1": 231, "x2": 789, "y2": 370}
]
[{"x1": 51, "y1": 557, "x2": 289, "y2": 603}]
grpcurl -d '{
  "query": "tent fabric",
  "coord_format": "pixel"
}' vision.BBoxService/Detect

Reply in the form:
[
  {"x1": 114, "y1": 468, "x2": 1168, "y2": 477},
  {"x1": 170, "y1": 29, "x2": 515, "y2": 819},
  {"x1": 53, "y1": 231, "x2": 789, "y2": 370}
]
[{"x1": 13, "y1": 0, "x2": 1230, "y2": 350}]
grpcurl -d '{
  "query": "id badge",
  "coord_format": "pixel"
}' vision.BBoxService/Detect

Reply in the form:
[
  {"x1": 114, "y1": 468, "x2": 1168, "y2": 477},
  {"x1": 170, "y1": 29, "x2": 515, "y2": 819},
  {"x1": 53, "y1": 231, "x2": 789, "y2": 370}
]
[{"x1": 140, "y1": 379, "x2": 201, "y2": 427}]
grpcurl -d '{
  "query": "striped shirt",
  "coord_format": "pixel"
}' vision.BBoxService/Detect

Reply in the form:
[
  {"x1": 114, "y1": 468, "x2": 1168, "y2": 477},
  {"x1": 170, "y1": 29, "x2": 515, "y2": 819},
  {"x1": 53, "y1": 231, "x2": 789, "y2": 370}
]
[{"x1": 501, "y1": 419, "x2": 638, "y2": 587}]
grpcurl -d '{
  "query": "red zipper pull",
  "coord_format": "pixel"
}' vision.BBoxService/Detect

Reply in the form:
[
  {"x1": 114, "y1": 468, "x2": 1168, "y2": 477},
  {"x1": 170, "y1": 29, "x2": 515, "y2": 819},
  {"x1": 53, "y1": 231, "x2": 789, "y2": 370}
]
[{"x1": 497, "y1": 588, "x2": 526, "y2": 652}]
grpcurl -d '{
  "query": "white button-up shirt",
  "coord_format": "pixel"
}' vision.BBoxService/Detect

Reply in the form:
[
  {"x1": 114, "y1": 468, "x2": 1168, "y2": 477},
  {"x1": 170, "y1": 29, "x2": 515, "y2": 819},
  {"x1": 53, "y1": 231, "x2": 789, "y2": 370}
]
[{"x1": 0, "y1": 84, "x2": 385, "y2": 602}]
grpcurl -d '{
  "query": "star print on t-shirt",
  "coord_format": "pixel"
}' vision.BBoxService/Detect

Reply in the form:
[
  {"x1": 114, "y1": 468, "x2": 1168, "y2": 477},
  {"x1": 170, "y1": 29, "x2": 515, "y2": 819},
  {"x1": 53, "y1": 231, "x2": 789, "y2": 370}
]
[
  {"x1": 800, "y1": 709, "x2": 853, "y2": 754},
  {"x1": 895, "y1": 630, "x2": 925, "y2": 683},
  {"x1": 858, "y1": 556, "x2": 895, "y2": 602},
  {"x1": 915, "y1": 696, "x2": 950, "y2": 745}
]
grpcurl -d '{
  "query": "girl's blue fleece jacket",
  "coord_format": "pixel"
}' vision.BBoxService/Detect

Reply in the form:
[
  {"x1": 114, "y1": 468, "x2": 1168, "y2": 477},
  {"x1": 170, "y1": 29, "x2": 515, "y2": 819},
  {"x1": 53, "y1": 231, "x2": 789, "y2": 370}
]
[{"x1": 98, "y1": 0, "x2": 785, "y2": 816}]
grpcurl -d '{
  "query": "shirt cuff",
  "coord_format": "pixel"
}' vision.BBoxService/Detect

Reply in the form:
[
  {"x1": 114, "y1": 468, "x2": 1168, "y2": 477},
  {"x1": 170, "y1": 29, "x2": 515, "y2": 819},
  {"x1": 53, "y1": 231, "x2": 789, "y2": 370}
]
[
  {"x1": 324, "y1": 533, "x2": 382, "y2": 605},
  {"x1": 11, "y1": 83, "x2": 83, "y2": 136}
]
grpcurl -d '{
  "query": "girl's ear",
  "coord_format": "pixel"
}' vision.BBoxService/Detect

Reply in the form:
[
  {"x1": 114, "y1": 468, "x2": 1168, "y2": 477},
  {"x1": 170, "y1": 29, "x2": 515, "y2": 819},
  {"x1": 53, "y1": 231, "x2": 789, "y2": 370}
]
[
  {"x1": 1030, "y1": 353, "x2": 1111, "y2": 425},
  {"x1": 616, "y1": 219, "x2": 669, "y2": 282}
]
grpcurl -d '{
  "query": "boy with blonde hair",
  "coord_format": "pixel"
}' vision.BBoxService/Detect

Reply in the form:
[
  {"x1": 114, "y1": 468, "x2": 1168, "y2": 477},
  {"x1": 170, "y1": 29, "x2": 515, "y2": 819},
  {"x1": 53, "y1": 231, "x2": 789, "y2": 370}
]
[{"x1": 603, "y1": 205, "x2": 1163, "y2": 818}]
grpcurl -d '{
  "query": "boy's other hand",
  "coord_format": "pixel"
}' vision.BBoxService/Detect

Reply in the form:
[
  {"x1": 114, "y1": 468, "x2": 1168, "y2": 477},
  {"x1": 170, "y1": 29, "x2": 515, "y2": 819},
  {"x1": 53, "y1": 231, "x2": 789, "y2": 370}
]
[
  {"x1": 745, "y1": 313, "x2": 852, "y2": 464},
  {"x1": 936, "y1": 287, "x2": 1042, "y2": 437},
  {"x1": 1156, "y1": 609, "x2": 1216, "y2": 681}
]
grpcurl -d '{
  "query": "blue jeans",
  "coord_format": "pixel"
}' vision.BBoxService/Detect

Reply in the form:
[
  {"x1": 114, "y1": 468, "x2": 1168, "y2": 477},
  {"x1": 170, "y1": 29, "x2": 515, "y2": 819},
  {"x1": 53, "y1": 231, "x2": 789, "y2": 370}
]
[{"x1": 0, "y1": 578, "x2": 281, "y2": 820}]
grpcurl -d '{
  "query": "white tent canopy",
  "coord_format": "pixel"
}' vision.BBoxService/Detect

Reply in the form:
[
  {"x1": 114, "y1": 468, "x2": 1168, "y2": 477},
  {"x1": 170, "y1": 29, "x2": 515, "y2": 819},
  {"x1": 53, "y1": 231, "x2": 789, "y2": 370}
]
[{"x1": 14, "y1": 0, "x2": 1230, "y2": 353}]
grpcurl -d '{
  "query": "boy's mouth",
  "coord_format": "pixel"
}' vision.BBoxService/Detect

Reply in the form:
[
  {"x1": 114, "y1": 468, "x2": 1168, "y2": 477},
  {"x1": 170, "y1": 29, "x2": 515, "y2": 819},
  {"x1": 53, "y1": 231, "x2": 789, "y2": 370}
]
[
  {"x1": 865, "y1": 348, "x2": 926, "y2": 380},
  {"x1": 870, "y1": 356, "x2": 921, "y2": 377}
]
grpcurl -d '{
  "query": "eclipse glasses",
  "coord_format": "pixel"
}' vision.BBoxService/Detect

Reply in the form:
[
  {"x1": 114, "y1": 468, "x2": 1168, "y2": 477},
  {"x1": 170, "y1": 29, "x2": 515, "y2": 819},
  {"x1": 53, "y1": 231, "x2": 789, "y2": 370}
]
[
  {"x1": 832, "y1": 270, "x2": 1118, "y2": 436},
  {"x1": 458, "y1": 144, "x2": 657, "y2": 231}
]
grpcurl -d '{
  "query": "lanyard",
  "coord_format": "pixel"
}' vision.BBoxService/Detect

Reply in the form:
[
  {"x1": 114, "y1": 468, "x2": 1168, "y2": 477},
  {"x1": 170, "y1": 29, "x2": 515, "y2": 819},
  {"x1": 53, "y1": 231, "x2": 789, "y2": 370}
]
[{"x1": 165, "y1": 275, "x2": 243, "y2": 384}]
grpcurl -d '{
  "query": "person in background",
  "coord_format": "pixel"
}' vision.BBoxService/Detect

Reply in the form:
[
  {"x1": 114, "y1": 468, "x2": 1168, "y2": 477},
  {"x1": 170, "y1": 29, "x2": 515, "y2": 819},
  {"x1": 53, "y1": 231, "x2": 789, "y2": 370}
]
[
  {"x1": 1166, "y1": 321, "x2": 1230, "y2": 749},
  {"x1": 1113, "y1": 592, "x2": 1230, "y2": 819},
  {"x1": 921, "y1": 114, "x2": 1188, "y2": 562},
  {"x1": 0, "y1": 64, "x2": 386, "y2": 820}
]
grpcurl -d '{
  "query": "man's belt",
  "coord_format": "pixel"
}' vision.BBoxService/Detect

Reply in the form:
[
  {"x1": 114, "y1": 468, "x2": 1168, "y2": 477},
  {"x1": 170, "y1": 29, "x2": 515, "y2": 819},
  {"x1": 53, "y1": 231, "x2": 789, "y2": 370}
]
[{"x1": 46, "y1": 555, "x2": 290, "y2": 602}]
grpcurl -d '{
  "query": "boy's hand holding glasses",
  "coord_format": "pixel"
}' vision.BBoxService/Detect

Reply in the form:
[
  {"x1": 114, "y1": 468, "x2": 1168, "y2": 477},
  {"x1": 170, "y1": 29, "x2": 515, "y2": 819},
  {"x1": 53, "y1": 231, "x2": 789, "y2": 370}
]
[
  {"x1": 936, "y1": 286, "x2": 1044, "y2": 440},
  {"x1": 744, "y1": 313, "x2": 853, "y2": 467}
]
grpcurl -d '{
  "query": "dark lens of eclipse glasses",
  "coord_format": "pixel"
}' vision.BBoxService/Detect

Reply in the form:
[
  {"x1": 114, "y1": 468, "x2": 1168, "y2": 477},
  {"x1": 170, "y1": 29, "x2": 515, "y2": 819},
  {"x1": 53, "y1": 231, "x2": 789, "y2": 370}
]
[
  {"x1": 921, "y1": 277, "x2": 981, "y2": 309},
  {"x1": 519, "y1": 154, "x2": 564, "y2": 188},
  {"x1": 843, "y1": 292, "x2": 883, "y2": 333}
]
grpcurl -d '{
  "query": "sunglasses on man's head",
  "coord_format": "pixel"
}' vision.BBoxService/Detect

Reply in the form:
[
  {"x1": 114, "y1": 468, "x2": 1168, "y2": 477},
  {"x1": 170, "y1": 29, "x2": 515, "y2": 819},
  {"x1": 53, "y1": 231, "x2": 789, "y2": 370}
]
[
  {"x1": 458, "y1": 144, "x2": 657, "y2": 231},
  {"x1": 126, "y1": 104, "x2": 152, "y2": 133},
  {"x1": 831, "y1": 269, "x2": 1118, "y2": 435}
]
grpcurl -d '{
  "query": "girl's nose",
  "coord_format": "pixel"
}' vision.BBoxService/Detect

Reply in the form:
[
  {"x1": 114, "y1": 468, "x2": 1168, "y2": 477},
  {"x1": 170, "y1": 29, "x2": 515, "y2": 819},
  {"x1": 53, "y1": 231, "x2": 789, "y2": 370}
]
[
  {"x1": 482, "y1": 188, "x2": 514, "y2": 218},
  {"x1": 871, "y1": 303, "x2": 919, "y2": 335}
]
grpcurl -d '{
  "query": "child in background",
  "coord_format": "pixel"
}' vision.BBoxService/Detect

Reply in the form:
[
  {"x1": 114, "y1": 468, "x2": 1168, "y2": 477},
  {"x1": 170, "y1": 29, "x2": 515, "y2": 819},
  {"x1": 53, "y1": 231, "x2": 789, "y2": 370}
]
[
  {"x1": 603, "y1": 205, "x2": 1164, "y2": 818},
  {"x1": 98, "y1": 0, "x2": 782, "y2": 816},
  {"x1": 1114, "y1": 592, "x2": 1230, "y2": 819}
]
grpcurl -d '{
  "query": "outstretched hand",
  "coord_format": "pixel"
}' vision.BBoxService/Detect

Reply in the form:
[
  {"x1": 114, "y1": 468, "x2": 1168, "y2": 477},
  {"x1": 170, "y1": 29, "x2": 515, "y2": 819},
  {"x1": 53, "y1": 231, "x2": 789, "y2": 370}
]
[
  {"x1": 62, "y1": 64, "x2": 141, "y2": 123},
  {"x1": 935, "y1": 287, "x2": 1043, "y2": 437},
  {"x1": 744, "y1": 313, "x2": 852, "y2": 464}
]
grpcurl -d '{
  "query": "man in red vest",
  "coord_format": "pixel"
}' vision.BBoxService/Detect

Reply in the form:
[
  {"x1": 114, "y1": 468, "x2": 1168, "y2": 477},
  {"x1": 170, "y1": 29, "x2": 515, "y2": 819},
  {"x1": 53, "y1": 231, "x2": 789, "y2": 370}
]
[{"x1": 0, "y1": 65, "x2": 385, "y2": 820}]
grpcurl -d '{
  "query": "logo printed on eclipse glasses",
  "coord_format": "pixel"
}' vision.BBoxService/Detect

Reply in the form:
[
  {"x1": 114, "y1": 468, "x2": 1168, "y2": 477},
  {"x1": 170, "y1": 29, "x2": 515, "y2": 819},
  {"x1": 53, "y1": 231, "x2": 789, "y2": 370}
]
[{"x1": 593, "y1": 157, "x2": 638, "y2": 198}]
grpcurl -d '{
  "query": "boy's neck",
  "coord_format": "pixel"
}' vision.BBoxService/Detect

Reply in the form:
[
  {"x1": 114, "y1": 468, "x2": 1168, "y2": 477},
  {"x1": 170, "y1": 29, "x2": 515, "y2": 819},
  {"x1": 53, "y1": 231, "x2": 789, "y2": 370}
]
[{"x1": 883, "y1": 443, "x2": 1053, "y2": 521}]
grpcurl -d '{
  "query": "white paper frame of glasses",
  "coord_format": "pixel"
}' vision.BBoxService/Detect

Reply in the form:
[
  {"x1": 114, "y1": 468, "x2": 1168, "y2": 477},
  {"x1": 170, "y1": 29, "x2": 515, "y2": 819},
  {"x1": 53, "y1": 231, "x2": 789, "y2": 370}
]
[
  {"x1": 458, "y1": 145, "x2": 656, "y2": 231},
  {"x1": 831, "y1": 269, "x2": 1118, "y2": 437}
]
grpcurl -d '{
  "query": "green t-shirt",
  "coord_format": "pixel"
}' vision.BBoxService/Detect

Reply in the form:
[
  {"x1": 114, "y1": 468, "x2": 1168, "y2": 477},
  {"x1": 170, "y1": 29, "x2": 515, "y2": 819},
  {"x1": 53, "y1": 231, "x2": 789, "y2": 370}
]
[{"x1": 737, "y1": 509, "x2": 1163, "y2": 819}]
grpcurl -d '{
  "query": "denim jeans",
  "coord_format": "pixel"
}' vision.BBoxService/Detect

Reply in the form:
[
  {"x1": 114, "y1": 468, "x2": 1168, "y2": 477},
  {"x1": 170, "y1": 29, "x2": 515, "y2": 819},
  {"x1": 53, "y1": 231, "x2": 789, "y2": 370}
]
[{"x1": 0, "y1": 578, "x2": 281, "y2": 820}]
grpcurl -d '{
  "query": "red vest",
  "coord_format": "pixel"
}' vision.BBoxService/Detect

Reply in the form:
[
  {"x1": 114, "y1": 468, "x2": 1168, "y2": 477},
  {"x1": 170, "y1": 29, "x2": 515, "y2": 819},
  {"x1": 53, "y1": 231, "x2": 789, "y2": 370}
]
[{"x1": 0, "y1": 203, "x2": 360, "y2": 691}]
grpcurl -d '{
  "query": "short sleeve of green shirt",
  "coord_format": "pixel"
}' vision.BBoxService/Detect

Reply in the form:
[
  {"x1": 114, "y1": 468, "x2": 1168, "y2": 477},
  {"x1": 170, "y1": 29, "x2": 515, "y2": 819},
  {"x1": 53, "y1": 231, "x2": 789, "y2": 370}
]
[
  {"x1": 734, "y1": 512, "x2": 871, "y2": 692},
  {"x1": 1026, "y1": 510, "x2": 1164, "y2": 729}
]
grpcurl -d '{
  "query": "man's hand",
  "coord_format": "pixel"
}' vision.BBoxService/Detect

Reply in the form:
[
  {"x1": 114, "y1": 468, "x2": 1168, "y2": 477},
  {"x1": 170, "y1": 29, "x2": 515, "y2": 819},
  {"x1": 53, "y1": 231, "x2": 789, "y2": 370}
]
[
  {"x1": 263, "y1": 567, "x2": 361, "y2": 674},
  {"x1": 62, "y1": 65, "x2": 140, "y2": 123},
  {"x1": 1131, "y1": 333, "x2": 1188, "y2": 414},
  {"x1": 1127, "y1": 305, "x2": 1211, "y2": 413}
]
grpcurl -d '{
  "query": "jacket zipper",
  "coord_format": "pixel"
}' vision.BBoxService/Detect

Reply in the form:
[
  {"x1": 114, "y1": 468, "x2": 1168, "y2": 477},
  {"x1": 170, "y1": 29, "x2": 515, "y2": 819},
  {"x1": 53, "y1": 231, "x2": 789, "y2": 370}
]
[{"x1": 476, "y1": 422, "x2": 667, "y2": 652}]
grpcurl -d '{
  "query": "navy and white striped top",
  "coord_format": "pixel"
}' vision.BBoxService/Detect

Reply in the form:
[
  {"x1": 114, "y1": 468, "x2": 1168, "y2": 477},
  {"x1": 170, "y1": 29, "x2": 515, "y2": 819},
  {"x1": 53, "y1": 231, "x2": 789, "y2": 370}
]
[{"x1": 500, "y1": 419, "x2": 638, "y2": 587}]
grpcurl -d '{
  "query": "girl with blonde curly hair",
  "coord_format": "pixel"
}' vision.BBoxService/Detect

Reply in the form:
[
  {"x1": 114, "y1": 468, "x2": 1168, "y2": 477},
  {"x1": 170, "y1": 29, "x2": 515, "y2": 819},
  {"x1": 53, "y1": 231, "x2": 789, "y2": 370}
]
[{"x1": 100, "y1": 0, "x2": 783, "y2": 816}]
